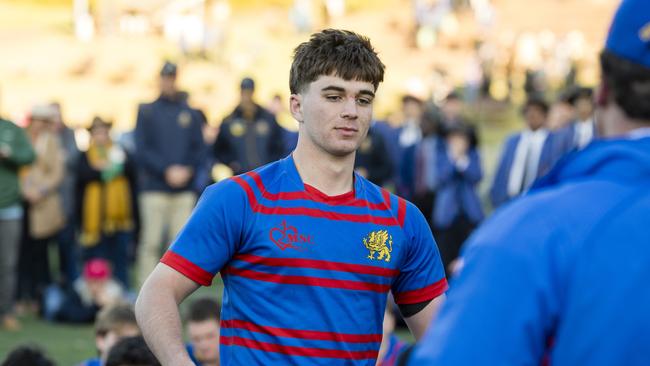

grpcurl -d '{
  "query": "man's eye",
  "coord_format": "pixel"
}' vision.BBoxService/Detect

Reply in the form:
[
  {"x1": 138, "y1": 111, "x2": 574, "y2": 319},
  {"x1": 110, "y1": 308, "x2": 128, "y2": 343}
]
[{"x1": 357, "y1": 98, "x2": 372, "y2": 105}]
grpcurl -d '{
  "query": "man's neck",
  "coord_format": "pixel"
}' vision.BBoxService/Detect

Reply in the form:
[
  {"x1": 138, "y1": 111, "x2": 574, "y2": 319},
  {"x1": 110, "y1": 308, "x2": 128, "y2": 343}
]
[
  {"x1": 292, "y1": 137, "x2": 355, "y2": 196},
  {"x1": 597, "y1": 104, "x2": 650, "y2": 137}
]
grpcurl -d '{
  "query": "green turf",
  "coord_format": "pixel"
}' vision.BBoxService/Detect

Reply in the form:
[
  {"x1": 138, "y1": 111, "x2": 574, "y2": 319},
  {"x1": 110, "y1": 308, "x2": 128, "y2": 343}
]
[{"x1": 0, "y1": 280, "x2": 224, "y2": 364}]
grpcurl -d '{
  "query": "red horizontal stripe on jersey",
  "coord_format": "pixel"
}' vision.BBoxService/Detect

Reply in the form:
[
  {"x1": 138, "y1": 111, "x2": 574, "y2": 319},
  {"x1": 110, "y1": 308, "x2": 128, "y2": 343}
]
[
  {"x1": 220, "y1": 336, "x2": 379, "y2": 360},
  {"x1": 160, "y1": 251, "x2": 213, "y2": 286},
  {"x1": 221, "y1": 319, "x2": 383, "y2": 343},
  {"x1": 246, "y1": 171, "x2": 391, "y2": 210},
  {"x1": 234, "y1": 253, "x2": 399, "y2": 277},
  {"x1": 223, "y1": 266, "x2": 390, "y2": 293},
  {"x1": 394, "y1": 277, "x2": 449, "y2": 305},
  {"x1": 232, "y1": 176, "x2": 402, "y2": 226}
]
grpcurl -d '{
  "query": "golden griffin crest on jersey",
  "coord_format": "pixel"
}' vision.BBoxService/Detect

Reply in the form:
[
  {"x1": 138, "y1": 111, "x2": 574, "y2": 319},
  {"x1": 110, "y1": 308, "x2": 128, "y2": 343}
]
[{"x1": 363, "y1": 230, "x2": 393, "y2": 262}]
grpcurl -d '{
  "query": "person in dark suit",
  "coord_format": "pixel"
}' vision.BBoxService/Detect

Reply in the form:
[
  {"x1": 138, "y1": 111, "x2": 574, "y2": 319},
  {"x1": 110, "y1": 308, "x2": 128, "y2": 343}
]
[
  {"x1": 433, "y1": 123, "x2": 483, "y2": 273},
  {"x1": 354, "y1": 124, "x2": 394, "y2": 187},
  {"x1": 489, "y1": 97, "x2": 561, "y2": 208},
  {"x1": 134, "y1": 61, "x2": 204, "y2": 287},
  {"x1": 213, "y1": 77, "x2": 286, "y2": 175},
  {"x1": 401, "y1": 108, "x2": 444, "y2": 226}
]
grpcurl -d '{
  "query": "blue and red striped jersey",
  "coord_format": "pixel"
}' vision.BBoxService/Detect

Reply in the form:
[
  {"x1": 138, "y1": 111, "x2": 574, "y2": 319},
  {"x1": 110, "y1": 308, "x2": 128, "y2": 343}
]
[{"x1": 162, "y1": 155, "x2": 447, "y2": 365}]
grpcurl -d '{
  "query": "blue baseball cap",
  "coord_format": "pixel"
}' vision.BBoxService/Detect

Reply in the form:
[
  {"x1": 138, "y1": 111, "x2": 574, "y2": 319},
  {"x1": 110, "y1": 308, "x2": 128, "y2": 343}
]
[{"x1": 605, "y1": 0, "x2": 650, "y2": 68}]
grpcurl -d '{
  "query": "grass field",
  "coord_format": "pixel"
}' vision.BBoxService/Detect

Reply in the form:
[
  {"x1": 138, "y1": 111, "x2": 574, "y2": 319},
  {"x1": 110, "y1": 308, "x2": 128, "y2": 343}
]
[{"x1": 0, "y1": 280, "x2": 225, "y2": 364}]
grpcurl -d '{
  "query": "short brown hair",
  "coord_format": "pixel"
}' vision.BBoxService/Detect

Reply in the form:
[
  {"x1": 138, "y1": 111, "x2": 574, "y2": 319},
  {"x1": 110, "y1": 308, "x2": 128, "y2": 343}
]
[
  {"x1": 95, "y1": 303, "x2": 137, "y2": 337},
  {"x1": 289, "y1": 29, "x2": 385, "y2": 94}
]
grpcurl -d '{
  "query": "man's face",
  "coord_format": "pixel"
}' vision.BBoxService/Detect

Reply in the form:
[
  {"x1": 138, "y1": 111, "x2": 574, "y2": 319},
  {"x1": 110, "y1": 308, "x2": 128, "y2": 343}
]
[
  {"x1": 240, "y1": 89, "x2": 254, "y2": 105},
  {"x1": 402, "y1": 100, "x2": 423, "y2": 121},
  {"x1": 187, "y1": 319, "x2": 220, "y2": 364},
  {"x1": 290, "y1": 74, "x2": 375, "y2": 157},
  {"x1": 91, "y1": 126, "x2": 111, "y2": 146},
  {"x1": 524, "y1": 105, "x2": 547, "y2": 131},
  {"x1": 159, "y1": 75, "x2": 177, "y2": 96},
  {"x1": 575, "y1": 96, "x2": 594, "y2": 121},
  {"x1": 442, "y1": 99, "x2": 462, "y2": 120}
]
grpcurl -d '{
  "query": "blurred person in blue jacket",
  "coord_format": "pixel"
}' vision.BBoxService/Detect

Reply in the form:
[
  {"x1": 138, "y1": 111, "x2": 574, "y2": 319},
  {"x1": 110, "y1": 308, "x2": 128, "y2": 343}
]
[
  {"x1": 489, "y1": 97, "x2": 560, "y2": 208},
  {"x1": 354, "y1": 125, "x2": 393, "y2": 187},
  {"x1": 433, "y1": 123, "x2": 483, "y2": 273},
  {"x1": 401, "y1": 108, "x2": 444, "y2": 227},
  {"x1": 134, "y1": 61, "x2": 204, "y2": 287},
  {"x1": 409, "y1": 1, "x2": 650, "y2": 364},
  {"x1": 213, "y1": 77, "x2": 286, "y2": 175},
  {"x1": 557, "y1": 87, "x2": 596, "y2": 153}
]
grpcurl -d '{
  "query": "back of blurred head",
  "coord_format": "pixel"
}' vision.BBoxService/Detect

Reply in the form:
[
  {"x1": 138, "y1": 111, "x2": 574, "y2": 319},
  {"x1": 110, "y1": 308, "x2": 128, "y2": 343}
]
[
  {"x1": 596, "y1": 0, "x2": 650, "y2": 137},
  {"x1": 185, "y1": 297, "x2": 221, "y2": 366},
  {"x1": 1, "y1": 344, "x2": 55, "y2": 366},
  {"x1": 95, "y1": 303, "x2": 140, "y2": 362},
  {"x1": 105, "y1": 336, "x2": 159, "y2": 366}
]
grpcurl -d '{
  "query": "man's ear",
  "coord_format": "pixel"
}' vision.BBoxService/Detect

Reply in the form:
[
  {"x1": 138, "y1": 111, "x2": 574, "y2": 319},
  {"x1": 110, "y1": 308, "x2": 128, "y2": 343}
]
[
  {"x1": 289, "y1": 94, "x2": 304, "y2": 123},
  {"x1": 595, "y1": 81, "x2": 609, "y2": 107}
]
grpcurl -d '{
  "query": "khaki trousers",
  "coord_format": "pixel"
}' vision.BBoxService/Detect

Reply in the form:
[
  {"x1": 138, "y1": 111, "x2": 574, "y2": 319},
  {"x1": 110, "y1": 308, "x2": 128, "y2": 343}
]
[{"x1": 136, "y1": 191, "x2": 196, "y2": 287}]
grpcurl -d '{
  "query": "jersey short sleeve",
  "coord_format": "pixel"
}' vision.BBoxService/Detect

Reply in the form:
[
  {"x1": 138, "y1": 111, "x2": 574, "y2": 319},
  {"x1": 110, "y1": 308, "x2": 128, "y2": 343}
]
[
  {"x1": 392, "y1": 203, "x2": 448, "y2": 305},
  {"x1": 160, "y1": 179, "x2": 247, "y2": 286}
]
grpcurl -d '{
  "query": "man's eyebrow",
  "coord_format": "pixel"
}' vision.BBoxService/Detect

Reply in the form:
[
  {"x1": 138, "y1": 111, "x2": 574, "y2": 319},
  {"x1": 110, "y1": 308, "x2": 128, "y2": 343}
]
[{"x1": 321, "y1": 85, "x2": 375, "y2": 98}]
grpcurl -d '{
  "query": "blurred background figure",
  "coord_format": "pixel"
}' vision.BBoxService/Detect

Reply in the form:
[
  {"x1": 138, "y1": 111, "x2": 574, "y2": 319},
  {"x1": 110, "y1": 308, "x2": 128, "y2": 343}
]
[
  {"x1": 184, "y1": 297, "x2": 221, "y2": 366},
  {"x1": 0, "y1": 116, "x2": 35, "y2": 331},
  {"x1": 43, "y1": 258, "x2": 127, "y2": 324},
  {"x1": 105, "y1": 336, "x2": 159, "y2": 366},
  {"x1": 77, "y1": 117, "x2": 137, "y2": 289},
  {"x1": 77, "y1": 303, "x2": 140, "y2": 366},
  {"x1": 50, "y1": 102, "x2": 81, "y2": 289},
  {"x1": 557, "y1": 86, "x2": 595, "y2": 153},
  {"x1": 16, "y1": 104, "x2": 66, "y2": 316},
  {"x1": 1, "y1": 344, "x2": 56, "y2": 366},
  {"x1": 354, "y1": 124, "x2": 393, "y2": 187},
  {"x1": 396, "y1": 95, "x2": 425, "y2": 199},
  {"x1": 547, "y1": 87, "x2": 577, "y2": 131},
  {"x1": 213, "y1": 77, "x2": 285, "y2": 175},
  {"x1": 433, "y1": 123, "x2": 483, "y2": 273},
  {"x1": 405, "y1": 109, "x2": 444, "y2": 228},
  {"x1": 134, "y1": 61, "x2": 204, "y2": 287},
  {"x1": 489, "y1": 97, "x2": 559, "y2": 208}
]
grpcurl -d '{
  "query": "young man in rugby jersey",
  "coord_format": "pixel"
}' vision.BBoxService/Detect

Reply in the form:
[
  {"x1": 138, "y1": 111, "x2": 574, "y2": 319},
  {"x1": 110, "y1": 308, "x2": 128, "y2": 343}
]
[{"x1": 136, "y1": 29, "x2": 447, "y2": 366}]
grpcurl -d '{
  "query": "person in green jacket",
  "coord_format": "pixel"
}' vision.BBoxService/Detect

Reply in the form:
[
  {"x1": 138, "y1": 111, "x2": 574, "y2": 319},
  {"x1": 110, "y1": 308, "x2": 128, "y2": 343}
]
[{"x1": 0, "y1": 117, "x2": 35, "y2": 331}]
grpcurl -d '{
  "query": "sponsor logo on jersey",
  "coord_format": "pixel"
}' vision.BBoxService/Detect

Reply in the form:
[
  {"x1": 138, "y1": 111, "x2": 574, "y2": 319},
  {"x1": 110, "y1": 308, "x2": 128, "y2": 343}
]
[
  {"x1": 269, "y1": 220, "x2": 313, "y2": 251},
  {"x1": 363, "y1": 230, "x2": 393, "y2": 262}
]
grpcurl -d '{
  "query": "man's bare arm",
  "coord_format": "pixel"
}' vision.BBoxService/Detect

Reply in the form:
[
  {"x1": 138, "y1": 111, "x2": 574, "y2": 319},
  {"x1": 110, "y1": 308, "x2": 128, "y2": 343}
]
[
  {"x1": 135, "y1": 263, "x2": 201, "y2": 365},
  {"x1": 404, "y1": 294, "x2": 446, "y2": 341}
]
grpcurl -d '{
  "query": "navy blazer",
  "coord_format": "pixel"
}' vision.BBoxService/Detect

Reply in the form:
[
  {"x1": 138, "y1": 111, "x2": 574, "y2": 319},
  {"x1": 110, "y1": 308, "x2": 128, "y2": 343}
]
[
  {"x1": 433, "y1": 144, "x2": 484, "y2": 229},
  {"x1": 489, "y1": 131, "x2": 561, "y2": 208}
]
